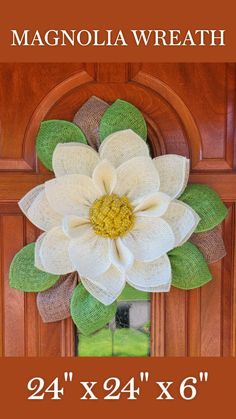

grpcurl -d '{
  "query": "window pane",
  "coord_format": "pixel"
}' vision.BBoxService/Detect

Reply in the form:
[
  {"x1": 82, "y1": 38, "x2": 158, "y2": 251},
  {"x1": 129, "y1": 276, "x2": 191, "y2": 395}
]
[{"x1": 77, "y1": 285, "x2": 150, "y2": 357}]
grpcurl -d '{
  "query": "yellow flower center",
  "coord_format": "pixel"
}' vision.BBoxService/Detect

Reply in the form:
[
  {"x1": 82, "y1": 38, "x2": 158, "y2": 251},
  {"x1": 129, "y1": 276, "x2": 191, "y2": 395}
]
[{"x1": 89, "y1": 194, "x2": 135, "y2": 239}]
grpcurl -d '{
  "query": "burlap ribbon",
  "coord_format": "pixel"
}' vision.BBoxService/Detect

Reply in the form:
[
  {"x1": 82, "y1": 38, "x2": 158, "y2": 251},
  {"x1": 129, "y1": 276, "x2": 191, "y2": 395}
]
[
  {"x1": 37, "y1": 272, "x2": 78, "y2": 323},
  {"x1": 190, "y1": 225, "x2": 226, "y2": 264},
  {"x1": 73, "y1": 96, "x2": 109, "y2": 149}
]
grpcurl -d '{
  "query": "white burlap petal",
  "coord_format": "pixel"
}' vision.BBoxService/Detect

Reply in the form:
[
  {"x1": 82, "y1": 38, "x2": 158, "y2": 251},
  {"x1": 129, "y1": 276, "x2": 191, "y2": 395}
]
[
  {"x1": 27, "y1": 189, "x2": 62, "y2": 231},
  {"x1": 68, "y1": 226, "x2": 111, "y2": 279},
  {"x1": 62, "y1": 215, "x2": 90, "y2": 238},
  {"x1": 99, "y1": 129, "x2": 149, "y2": 168},
  {"x1": 127, "y1": 281, "x2": 170, "y2": 293},
  {"x1": 114, "y1": 156, "x2": 160, "y2": 203},
  {"x1": 35, "y1": 233, "x2": 46, "y2": 270},
  {"x1": 19, "y1": 184, "x2": 44, "y2": 215},
  {"x1": 109, "y1": 238, "x2": 134, "y2": 272},
  {"x1": 163, "y1": 200, "x2": 200, "y2": 246},
  {"x1": 126, "y1": 254, "x2": 171, "y2": 291},
  {"x1": 52, "y1": 142, "x2": 100, "y2": 177},
  {"x1": 81, "y1": 266, "x2": 126, "y2": 305},
  {"x1": 39, "y1": 226, "x2": 74, "y2": 275},
  {"x1": 45, "y1": 174, "x2": 100, "y2": 217},
  {"x1": 134, "y1": 192, "x2": 171, "y2": 217},
  {"x1": 122, "y1": 217, "x2": 175, "y2": 262},
  {"x1": 92, "y1": 160, "x2": 117, "y2": 195},
  {"x1": 153, "y1": 155, "x2": 189, "y2": 199}
]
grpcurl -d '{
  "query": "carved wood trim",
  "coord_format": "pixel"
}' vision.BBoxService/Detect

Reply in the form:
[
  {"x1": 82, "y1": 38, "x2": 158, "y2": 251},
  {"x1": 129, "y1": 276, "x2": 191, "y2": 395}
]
[
  {"x1": 131, "y1": 71, "x2": 202, "y2": 169},
  {"x1": 0, "y1": 71, "x2": 94, "y2": 172}
]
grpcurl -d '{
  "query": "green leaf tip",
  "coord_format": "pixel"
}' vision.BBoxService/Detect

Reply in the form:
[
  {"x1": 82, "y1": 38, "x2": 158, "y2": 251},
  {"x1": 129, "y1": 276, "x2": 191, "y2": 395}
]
[
  {"x1": 10, "y1": 242, "x2": 60, "y2": 292},
  {"x1": 99, "y1": 99, "x2": 147, "y2": 142},
  {"x1": 36, "y1": 119, "x2": 87, "y2": 171}
]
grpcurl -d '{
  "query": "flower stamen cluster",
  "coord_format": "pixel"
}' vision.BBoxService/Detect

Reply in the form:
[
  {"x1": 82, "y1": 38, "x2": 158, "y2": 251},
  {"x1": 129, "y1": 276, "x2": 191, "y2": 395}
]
[{"x1": 89, "y1": 193, "x2": 135, "y2": 239}]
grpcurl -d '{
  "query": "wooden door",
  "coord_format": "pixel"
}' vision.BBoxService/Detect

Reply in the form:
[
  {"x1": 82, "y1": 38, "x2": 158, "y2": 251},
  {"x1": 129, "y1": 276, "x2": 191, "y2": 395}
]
[{"x1": 0, "y1": 63, "x2": 235, "y2": 357}]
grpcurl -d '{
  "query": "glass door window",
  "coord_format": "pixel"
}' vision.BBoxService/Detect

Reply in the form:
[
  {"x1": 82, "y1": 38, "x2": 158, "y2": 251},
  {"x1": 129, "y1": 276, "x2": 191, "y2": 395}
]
[{"x1": 78, "y1": 285, "x2": 150, "y2": 357}]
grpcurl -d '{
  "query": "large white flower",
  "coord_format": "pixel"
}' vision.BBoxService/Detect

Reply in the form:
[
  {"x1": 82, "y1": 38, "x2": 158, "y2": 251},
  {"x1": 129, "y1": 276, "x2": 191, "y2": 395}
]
[{"x1": 19, "y1": 129, "x2": 200, "y2": 305}]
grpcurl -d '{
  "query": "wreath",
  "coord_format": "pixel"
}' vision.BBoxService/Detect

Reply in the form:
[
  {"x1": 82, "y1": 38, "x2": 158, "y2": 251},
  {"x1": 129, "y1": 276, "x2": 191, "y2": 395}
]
[{"x1": 10, "y1": 97, "x2": 227, "y2": 336}]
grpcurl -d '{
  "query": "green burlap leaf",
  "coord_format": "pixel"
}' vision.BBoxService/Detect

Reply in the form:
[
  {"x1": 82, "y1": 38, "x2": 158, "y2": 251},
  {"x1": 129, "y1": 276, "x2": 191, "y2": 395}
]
[
  {"x1": 118, "y1": 284, "x2": 149, "y2": 301},
  {"x1": 179, "y1": 184, "x2": 228, "y2": 232},
  {"x1": 9, "y1": 243, "x2": 60, "y2": 292},
  {"x1": 99, "y1": 99, "x2": 147, "y2": 141},
  {"x1": 36, "y1": 120, "x2": 87, "y2": 171},
  {"x1": 70, "y1": 283, "x2": 117, "y2": 336},
  {"x1": 168, "y1": 242, "x2": 212, "y2": 290}
]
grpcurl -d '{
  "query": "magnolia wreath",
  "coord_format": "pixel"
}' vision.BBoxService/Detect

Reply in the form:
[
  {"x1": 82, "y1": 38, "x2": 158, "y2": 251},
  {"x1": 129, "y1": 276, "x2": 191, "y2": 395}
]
[{"x1": 10, "y1": 97, "x2": 227, "y2": 336}]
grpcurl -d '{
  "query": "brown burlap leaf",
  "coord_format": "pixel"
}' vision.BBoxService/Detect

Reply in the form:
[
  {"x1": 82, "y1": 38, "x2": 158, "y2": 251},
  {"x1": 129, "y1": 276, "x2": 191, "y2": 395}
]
[
  {"x1": 37, "y1": 272, "x2": 78, "y2": 323},
  {"x1": 190, "y1": 225, "x2": 226, "y2": 264},
  {"x1": 73, "y1": 96, "x2": 109, "y2": 150}
]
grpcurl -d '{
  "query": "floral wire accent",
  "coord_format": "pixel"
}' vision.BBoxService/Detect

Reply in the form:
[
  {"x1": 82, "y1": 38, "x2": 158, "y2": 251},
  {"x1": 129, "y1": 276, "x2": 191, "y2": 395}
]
[{"x1": 9, "y1": 96, "x2": 228, "y2": 335}]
